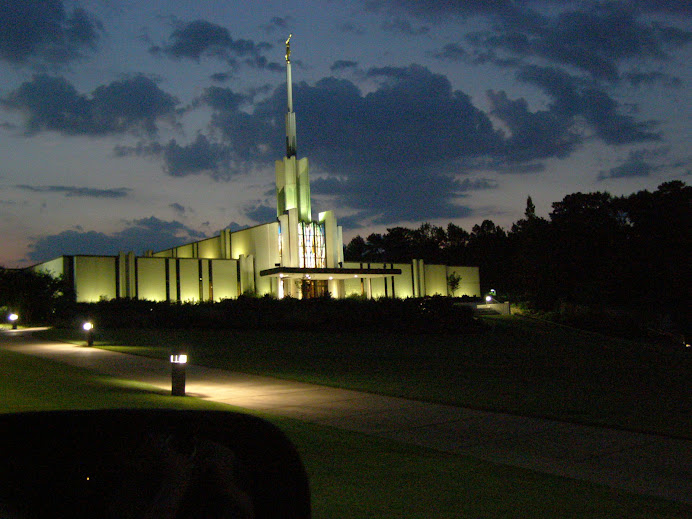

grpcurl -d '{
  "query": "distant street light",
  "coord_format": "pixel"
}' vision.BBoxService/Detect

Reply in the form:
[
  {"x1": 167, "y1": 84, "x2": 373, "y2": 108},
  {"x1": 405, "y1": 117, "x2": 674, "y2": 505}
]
[
  {"x1": 8, "y1": 313, "x2": 18, "y2": 330},
  {"x1": 82, "y1": 322, "x2": 94, "y2": 346}
]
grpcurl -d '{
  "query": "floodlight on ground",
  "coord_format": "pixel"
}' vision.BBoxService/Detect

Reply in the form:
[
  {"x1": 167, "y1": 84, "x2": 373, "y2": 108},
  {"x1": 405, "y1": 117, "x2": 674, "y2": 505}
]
[
  {"x1": 8, "y1": 313, "x2": 18, "y2": 330},
  {"x1": 171, "y1": 353, "x2": 188, "y2": 396},
  {"x1": 83, "y1": 322, "x2": 94, "y2": 346}
]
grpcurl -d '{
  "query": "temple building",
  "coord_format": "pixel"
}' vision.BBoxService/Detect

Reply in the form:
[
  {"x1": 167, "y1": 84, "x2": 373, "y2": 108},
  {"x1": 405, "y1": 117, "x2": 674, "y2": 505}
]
[{"x1": 32, "y1": 38, "x2": 480, "y2": 302}]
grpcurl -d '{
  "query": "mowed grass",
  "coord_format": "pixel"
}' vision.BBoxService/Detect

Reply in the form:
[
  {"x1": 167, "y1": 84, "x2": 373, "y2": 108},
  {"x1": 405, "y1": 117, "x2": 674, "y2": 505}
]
[
  {"x1": 41, "y1": 316, "x2": 691, "y2": 438},
  {"x1": 1, "y1": 347, "x2": 688, "y2": 519}
]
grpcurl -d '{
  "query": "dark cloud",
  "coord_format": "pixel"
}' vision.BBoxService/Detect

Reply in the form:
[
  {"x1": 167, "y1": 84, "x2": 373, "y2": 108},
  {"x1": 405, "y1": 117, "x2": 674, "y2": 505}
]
[
  {"x1": 14, "y1": 185, "x2": 131, "y2": 198},
  {"x1": 633, "y1": 1, "x2": 692, "y2": 16},
  {"x1": 381, "y1": 17, "x2": 429, "y2": 35},
  {"x1": 169, "y1": 202, "x2": 186, "y2": 215},
  {"x1": 432, "y1": 43, "x2": 468, "y2": 62},
  {"x1": 312, "y1": 173, "x2": 474, "y2": 225},
  {"x1": 337, "y1": 22, "x2": 366, "y2": 35},
  {"x1": 487, "y1": 89, "x2": 580, "y2": 161},
  {"x1": 364, "y1": 0, "x2": 519, "y2": 19},
  {"x1": 598, "y1": 159, "x2": 652, "y2": 181},
  {"x1": 597, "y1": 147, "x2": 668, "y2": 180},
  {"x1": 2, "y1": 74, "x2": 178, "y2": 136},
  {"x1": 330, "y1": 60, "x2": 359, "y2": 72},
  {"x1": 210, "y1": 72, "x2": 232, "y2": 83},
  {"x1": 150, "y1": 19, "x2": 272, "y2": 66},
  {"x1": 261, "y1": 16, "x2": 293, "y2": 33},
  {"x1": 457, "y1": 178, "x2": 499, "y2": 191},
  {"x1": 244, "y1": 204, "x2": 276, "y2": 224},
  {"x1": 114, "y1": 134, "x2": 236, "y2": 180},
  {"x1": 0, "y1": 0, "x2": 102, "y2": 66},
  {"x1": 623, "y1": 70, "x2": 682, "y2": 87},
  {"x1": 378, "y1": 1, "x2": 691, "y2": 81},
  {"x1": 160, "y1": 135, "x2": 233, "y2": 179},
  {"x1": 514, "y1": 65, "x2": 661, "y2": 145},
  {"x1": 201, "y1": 86, "x2": 246, "y2": 111},
  {"x1": 466, "y1": 3, "x2": 692, "y2": 81},
  {"x1": 27, "y1": 217, "x2": 206, "y2": 262},
  {"x1": 491, "y1": 162, "x2": 546, "y2": 175}
]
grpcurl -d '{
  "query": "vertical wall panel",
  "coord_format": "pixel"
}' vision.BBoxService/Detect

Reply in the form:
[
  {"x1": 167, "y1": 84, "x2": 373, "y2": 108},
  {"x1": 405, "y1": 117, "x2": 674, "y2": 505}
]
[{"x1": 137, "y1": 258, "x2": 167, "y2": 301}]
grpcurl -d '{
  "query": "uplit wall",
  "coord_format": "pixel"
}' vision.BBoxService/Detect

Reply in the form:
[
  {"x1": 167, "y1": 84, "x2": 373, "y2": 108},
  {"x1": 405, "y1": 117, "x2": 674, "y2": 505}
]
[
  {"x1": 137, "y1": 258, "x2": 166, "y2": 302},
  {"x1": 231, "y1": 223, "x2": 280, "y2": 296},
  {"x1": 32, "y1": 257, "x2": 65, "y2": 278},
  {"x1": 341, "y1": 261, "x2": 479, "y2": 298},
  {"x1": 74, "y1": 256, "x2": 117, "y2": 302},
  {"x1": 447, "y1": 265, "x2": 480, "y2": 297}
]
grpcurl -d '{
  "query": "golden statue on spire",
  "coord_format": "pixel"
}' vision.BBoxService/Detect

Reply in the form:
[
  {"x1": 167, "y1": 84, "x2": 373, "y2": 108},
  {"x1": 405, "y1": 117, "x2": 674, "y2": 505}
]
[{"x1": 285, "y1": 34, "x2": 292, "y2": 62}]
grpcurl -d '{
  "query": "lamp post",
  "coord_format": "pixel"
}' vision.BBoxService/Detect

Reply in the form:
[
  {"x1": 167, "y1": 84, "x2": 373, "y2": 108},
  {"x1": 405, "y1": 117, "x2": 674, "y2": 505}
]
[
  {"x1": 82, "y1": 322, "x2": 94, "y2": 346},
  {"x1": 170, "y1": 353, "x2": 188, "y2": 396},
  {"x1": 8, "y1": 313, "x2": 18, "y2": 330}
]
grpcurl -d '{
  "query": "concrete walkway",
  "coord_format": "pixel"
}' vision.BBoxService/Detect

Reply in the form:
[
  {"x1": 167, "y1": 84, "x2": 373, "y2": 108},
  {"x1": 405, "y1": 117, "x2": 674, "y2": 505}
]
[{"x1": 2, "y1": 328, "x2": 691, "y2": 505}]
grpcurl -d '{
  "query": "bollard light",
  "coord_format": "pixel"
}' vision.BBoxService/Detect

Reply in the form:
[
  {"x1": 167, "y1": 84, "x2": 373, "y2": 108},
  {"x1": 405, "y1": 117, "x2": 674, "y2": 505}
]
[
  {"x1": 170, "y1": 354, "x2": 187, "y2": 396},
  {"x1": 8, "y1": 313, "x2": 18, "y2": 330},
  {"x1": 83, "y1": 322, "x2": 94, "y2": 346}
]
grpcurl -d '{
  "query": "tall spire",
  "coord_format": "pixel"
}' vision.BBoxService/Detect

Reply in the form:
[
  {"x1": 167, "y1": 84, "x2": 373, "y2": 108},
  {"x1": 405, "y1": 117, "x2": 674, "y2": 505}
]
[{"x1": 285, "y1": 34, "x2": 297, "y2": 158}]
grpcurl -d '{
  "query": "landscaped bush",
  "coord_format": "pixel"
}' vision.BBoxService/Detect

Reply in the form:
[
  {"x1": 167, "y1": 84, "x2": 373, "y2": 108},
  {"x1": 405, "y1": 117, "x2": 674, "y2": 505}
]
[{"x1": 58, "y1": 296, "x2": 475, "y2": 333}]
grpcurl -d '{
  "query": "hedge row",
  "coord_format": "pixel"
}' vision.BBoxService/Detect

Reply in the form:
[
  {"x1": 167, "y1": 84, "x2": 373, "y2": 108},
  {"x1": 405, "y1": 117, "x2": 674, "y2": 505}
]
[{"x1": 62, "y1": 296, "x2": 476, "y2": 333}]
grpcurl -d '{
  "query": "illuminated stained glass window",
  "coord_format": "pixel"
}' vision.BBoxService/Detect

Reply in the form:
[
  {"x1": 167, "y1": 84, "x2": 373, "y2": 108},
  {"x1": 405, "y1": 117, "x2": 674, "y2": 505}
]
[{"x1": 298, "y1": 221, "x2": 326, "y2": 268}]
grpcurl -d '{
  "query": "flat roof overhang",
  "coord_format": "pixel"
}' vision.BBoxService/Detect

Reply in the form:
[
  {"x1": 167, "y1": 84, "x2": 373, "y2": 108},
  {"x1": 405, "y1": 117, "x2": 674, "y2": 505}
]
[{"x1": 259, "y1": 267, "x2": 402, "y2": 280}]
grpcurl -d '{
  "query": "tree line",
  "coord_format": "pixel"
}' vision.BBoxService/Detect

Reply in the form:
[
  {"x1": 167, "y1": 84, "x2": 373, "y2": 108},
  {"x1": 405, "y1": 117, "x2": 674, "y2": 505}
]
[{"x1": 345, "y1": 181, "x2": 690, "y2": 336}]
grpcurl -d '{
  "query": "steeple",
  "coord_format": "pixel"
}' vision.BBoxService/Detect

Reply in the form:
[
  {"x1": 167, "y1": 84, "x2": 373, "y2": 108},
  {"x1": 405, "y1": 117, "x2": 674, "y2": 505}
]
[
  {"x1": 285, "y1": 34, "x2": 297, "y2": 158},
  {"x1": 276, "y1": 35, "x2": 311, "y2": 222}
]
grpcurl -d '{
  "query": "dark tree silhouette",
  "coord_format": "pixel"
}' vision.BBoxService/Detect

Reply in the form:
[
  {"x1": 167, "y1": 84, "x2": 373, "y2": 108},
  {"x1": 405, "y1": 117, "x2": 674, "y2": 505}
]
[
  {"x1": 341, "y1": 182, "x2": 690, "y2": 335},
  {"x1": 0, "y1": 268, "x2": 74, "y2": 324}
]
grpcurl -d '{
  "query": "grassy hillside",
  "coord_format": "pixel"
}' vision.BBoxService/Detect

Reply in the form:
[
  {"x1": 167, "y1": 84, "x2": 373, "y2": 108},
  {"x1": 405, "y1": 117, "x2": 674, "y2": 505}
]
[{"x1": 41, "y1": 315, "x2": 691, "y2": 438}]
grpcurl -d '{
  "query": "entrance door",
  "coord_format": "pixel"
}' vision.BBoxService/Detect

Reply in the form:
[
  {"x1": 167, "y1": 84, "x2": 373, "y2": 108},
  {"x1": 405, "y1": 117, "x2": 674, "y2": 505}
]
[{"x1": 301, "y1": 279, "x2": 328, "y2": 298}]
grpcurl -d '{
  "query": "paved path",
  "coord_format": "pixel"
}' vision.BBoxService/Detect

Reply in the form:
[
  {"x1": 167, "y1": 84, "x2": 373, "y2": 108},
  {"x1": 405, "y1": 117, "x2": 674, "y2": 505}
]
[{"x1": 2, "y1": 328, "x2": 691, "y2": 505}]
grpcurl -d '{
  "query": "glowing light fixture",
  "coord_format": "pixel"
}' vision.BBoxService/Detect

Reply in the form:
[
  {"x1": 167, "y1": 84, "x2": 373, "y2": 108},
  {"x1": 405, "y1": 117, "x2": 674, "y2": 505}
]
[
  {"x1": 8, "y1": 313, "x2": 18, "y2": 330},
  {"x1": 171, "y1": 353, "x2": 188, "y2": 396},
  {"x1": 83, "y1": 322, "x2": 94, "y2": 346},
  {"x1": 485, "y1": 295, "x2": 492, "y2": 302}
]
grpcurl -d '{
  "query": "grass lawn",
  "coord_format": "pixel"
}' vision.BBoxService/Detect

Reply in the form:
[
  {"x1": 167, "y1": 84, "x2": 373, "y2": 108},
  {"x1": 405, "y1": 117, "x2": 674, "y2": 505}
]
[
  {"x1": 1, "y1": 347, "x2": 688, "y2": 519},
  {"x1": 41, "y1": 316, "x2": 691, "y2": 438}
]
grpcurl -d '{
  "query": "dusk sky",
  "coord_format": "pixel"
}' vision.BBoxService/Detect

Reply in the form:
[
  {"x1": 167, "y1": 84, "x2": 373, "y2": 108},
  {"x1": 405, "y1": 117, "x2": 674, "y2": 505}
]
[{"x1": 1, "y1": 0, "x2": 690, "y2": 267}]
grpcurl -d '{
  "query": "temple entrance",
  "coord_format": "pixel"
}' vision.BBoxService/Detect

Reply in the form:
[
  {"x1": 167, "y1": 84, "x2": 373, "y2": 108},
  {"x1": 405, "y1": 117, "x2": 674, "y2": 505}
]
[{"x1": 301, "y1": 279, "x2": 328, "y2": 299}]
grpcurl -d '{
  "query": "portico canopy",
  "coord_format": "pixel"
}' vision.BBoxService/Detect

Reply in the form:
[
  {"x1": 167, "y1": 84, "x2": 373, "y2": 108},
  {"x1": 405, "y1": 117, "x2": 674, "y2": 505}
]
[{"x1": 260, "y1": 267, "x2": 401, "y2": 280}]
